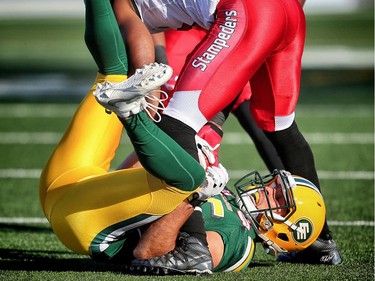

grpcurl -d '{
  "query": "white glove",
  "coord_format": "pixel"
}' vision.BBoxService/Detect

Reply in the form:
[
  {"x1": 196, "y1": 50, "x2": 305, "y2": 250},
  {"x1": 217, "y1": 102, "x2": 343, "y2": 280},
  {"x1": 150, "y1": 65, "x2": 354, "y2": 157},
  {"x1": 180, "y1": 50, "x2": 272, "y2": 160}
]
[
  {"x1": 195, "y1": 135, "x2": 216, "y2": 170},
  {"x1": 199, "y1": 163, "x2": 229, "y2": 199}
]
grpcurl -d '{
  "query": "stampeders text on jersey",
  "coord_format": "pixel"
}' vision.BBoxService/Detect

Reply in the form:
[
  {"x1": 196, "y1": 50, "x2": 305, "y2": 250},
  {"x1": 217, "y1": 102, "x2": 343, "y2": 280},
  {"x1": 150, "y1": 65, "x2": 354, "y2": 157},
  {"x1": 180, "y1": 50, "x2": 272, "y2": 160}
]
[{"x1": 191, "y1": 10, "x2": 238, "y2": 72}]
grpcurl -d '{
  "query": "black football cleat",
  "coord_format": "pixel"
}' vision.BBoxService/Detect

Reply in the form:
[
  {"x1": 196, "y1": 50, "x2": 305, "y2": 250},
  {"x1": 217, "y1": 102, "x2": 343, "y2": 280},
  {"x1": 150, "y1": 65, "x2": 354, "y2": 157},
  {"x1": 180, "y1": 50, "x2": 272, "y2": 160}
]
[
  {"x1": 130, "y1": 232, "x2": 213, "y2": 275},
  {"x1": 277, "y1": 233, "x2": 343, "y2": 265}
]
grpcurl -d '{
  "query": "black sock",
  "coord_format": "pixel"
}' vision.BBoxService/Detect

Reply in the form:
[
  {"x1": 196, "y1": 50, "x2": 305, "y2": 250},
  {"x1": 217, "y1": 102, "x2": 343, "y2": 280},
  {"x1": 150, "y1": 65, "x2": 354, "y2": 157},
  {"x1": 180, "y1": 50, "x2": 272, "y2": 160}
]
[
  {"x1": 157, "y1": 114, "x2": 199, "y2": 162},
  {"x1": 265, "y1": 122, "x2": 333, "y2": 238},
  {"x1": 210, "y1": 111, "x2": 227, "y2": 128},
  {"x1": 180, "y1": 210, "x2": 208, "y2": 246},
  {"x1": 233, "y1": 101, "x2": 284, "y2": 171},
  {"x1": 264, "y1": 121, "x2": 320, "y2": 189}
]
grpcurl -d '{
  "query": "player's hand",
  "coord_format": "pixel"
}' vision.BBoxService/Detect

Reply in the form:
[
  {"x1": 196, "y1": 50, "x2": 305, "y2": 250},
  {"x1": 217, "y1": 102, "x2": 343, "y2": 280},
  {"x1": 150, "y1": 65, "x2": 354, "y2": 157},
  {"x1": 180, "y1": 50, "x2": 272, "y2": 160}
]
[
  {"x1": 195, "y1": 135, "x2": 216, "y2": 170},
  {"x1": 200, "y1": 163, "x2": 229, "y2": 198},
  {"x1": 188, "y1": 163, "x2": 229, "y2": 206}
]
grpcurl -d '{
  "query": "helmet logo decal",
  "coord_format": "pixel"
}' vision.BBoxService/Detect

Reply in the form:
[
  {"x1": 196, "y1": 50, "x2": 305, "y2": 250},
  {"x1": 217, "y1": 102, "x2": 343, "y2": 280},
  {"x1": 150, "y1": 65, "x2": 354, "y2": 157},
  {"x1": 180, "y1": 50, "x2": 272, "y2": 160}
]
[{"x1": 292, "y1": 219, "x2": 313, "y2": 243}]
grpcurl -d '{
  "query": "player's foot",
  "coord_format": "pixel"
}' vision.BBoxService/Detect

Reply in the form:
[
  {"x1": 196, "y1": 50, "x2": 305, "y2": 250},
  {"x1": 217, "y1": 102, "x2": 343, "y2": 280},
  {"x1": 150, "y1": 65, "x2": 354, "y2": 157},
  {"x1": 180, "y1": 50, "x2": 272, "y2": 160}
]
[
  {"x1": 93, "y1": 63, "x2": 172, "y2": 118},
  {"x1": 276, "y1": 233, "x2": 343, "y2": 265},
  {"x1": 130, "y1": 232, "x2": 213, "y2": 275}
]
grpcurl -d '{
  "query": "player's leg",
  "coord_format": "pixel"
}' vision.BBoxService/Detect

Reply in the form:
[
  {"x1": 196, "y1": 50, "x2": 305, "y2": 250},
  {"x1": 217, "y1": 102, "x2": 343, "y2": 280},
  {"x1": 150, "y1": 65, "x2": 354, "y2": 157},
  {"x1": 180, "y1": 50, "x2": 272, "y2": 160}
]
[
  {"x1": 90, "y1": 107, "x2": 215, "y2": 276},
  {"x1": 39, "y1": 74, "x2": 124, "y2": 209},
  {"x1": 231, "y1": 82, "x2": 285, "y2": 171},
  {"x1": 248, "y1": 0, "x2": 314, "y2": 182},
  {"x1": 159, "y1": 0, "x2": 290, "y2": 149},
  {"x1": 49, "y1": 165, "x2": 198, "y2": 259},
  {"x1": 85, "y1": 0, "x2": 203, "y2": 186},
  {"x1": 121, "y1": 111, "x2": 205, "y2": 190},
  {"x1": 233, "y1": 100, "x2": 284, "y2": 171},
  {"x1": 40, "y1": 0, "x2": 131, "y2": 188},
  {"x1": 41, "y1": 0, "x2": 130, "y2": 207},
  {"x1": 84, "y1": 0, "x2": 129, "y2": 75},
  {"x1": 248, "y1": 0, "x2": 342, "y2": 265},
  {"x1": 158, "y1": 28, "x2": 282, "y2": 172}
]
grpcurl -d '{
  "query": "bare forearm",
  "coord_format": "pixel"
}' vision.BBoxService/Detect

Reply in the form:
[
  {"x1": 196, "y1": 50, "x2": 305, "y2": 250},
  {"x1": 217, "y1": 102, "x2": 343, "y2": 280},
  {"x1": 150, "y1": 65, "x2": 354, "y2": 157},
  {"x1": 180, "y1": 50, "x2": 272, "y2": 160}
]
[
  {"x1": 113, "y1": 0, "x2": 155, "y2": 71},
  {"x1": 133, "y1": 201, "x2": 195, "y2": 259}
]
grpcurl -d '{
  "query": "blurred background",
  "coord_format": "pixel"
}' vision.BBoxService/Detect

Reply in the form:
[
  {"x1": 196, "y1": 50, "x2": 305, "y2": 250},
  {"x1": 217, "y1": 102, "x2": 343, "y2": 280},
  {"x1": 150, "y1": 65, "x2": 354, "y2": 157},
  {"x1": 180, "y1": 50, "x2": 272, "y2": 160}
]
[{"x1": 0, "y1": 0, "x2": 373, "y2": 101}]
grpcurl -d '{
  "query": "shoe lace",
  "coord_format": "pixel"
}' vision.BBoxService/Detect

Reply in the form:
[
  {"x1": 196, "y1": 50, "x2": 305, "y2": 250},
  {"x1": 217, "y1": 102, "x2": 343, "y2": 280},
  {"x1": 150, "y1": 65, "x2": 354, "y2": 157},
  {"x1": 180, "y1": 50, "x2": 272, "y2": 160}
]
[{"x1": 143, "y1": 90, "x2": 169, "y2": 123}]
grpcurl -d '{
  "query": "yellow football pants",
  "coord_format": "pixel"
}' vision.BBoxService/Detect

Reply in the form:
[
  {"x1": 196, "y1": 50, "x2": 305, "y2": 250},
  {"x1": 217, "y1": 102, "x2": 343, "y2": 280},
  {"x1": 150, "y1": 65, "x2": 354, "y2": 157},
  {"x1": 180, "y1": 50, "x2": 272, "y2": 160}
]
[{"x1": 39, "y1": 74, "x2": 192, "y2": 255}]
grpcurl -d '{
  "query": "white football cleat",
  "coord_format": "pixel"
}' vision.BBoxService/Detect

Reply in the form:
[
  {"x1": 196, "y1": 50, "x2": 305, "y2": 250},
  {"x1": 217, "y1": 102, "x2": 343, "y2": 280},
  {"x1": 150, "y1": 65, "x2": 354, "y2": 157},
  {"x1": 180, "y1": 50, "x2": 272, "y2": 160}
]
[{"x1": 94, "y1": 63, "x2": 173, "y2": 118}]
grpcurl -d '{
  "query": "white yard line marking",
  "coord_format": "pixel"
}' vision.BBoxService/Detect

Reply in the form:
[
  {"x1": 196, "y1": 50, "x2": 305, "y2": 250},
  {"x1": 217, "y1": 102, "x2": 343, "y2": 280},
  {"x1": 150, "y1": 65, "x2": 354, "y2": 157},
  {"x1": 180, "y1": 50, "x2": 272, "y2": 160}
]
[
  {"x1": 0, "y1": 217, "x2": 48, "y2": 224},
  {"x1": 0, "y1": 132, "x2": 373, "y2": 145},
  {"x1": 302, "y1": 47, "x2": 374, "y2": 69},
  {"x1": 0, "y1": 169, "x2": 42, "y2": 178},
  {"x1": 0, "y1": 132, "x2": 63, "y2": 144},
  {"x1": 328, "y1": 221, "x2": 375, "y2": 227},
  {"x1": 0, "y1": 169, "x2": 373, "y2": 180},
  {"x1": 228, "y1": 170, "x2": 374, "y2": 180},
  {"x1": 0, "y1": 104, "x2": 76, "y2": 118},
  {"x1": 0, "y1": 217, "x2": 373, "y2": 226},
  {"x1": 223, "y1": 132, "x2": 374, "y2": 145},
  {"x1": 0, "y1": 104, "x2": 372, "y2": 118}
]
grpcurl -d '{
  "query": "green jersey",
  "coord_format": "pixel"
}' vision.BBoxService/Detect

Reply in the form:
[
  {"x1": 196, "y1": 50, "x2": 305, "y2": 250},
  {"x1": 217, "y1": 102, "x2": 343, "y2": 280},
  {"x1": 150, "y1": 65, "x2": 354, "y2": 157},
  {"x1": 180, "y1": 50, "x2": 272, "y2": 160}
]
[
  {"x1": 88, "y1": 188, "x2": 257, "y2": 272},
  {"x1": 202, "y1": 188, "x2": 257, "y2": 272}
]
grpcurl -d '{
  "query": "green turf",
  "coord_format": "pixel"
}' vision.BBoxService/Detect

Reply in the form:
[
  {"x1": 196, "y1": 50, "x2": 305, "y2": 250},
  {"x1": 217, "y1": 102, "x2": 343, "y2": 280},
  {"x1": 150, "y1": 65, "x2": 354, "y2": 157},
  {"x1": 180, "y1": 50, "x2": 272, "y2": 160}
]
[
  {"x1": 0, "y1": 10, "x2": 373, "y2": 74},
  {"x1": 0, "y1": 8, "x2": 374, "y2": 281},
  {"x1": 0, "y1": 82, "x2": 374, "y2": 280},
  {"x1": 305, "y1": 11, "x2": 374, "y2": 47},
  {"x1": 0, "y1": 18, "x2": 95, "y2": 74}
]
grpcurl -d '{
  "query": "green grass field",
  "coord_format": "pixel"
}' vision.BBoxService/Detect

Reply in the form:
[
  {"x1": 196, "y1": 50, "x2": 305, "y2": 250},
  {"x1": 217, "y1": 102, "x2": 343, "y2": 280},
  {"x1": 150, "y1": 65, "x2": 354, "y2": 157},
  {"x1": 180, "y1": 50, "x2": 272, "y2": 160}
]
[
  {"x1": 0, "y1": 9, "x2": 374, "y2": 281},
  {"x1": 0, "y1": 82, "x2": 373, "y2": 281},
  {"x1": 0, "y1": 10, "x2": 373, "y2": 74}
]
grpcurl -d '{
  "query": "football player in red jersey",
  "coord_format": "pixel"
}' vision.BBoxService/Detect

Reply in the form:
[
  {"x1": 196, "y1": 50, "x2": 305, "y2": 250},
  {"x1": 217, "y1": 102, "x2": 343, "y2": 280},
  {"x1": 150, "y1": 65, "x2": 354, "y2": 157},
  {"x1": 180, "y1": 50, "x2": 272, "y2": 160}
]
[{"x1": 152, "y1": 28, "x2": 284, "y2": 171}]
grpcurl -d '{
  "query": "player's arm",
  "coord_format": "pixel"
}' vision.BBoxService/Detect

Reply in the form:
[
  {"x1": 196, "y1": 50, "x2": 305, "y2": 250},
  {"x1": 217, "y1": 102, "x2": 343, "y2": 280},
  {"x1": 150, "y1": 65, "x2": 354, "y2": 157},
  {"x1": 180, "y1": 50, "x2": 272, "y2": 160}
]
[
  {"x1": 133, "y1": 201, "x2": 225, "y2": 269},
  {"x1": 152, "y1": 32, "x2": 168, "y2": 65},
  {"x1": 112, "y1": 0, "x2": 155, "y2": 70},
  {"x1": 133, "y1": 200, "x2": 194, "y2": 258},
  {"x1": 133, "y1": 165, "x2": 228, "y2": 260},
  {"x1": 206, "y1": 231, "x2": 225, "y2": 268}
]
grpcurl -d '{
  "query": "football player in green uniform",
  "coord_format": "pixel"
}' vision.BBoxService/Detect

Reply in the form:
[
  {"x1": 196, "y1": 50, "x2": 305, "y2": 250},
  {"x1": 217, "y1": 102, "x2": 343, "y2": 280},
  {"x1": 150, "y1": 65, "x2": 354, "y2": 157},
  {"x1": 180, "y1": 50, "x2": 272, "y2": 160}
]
[{"x1": 130, "y1": 169, "x2": 326, "y2": 275}]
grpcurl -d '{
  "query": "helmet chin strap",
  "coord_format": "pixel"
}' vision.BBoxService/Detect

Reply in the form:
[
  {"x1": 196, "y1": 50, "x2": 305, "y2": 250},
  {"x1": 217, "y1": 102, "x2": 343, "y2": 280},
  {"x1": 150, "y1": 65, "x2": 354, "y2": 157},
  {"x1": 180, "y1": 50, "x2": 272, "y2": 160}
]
[
  {"x1": 258, "y1": 211, "x2": 306, "y2": 255},
  {"x1": 254, "y1": 213, "x2": 286, "y2": 255},
  {"x1": 258, "y1": 232, "x2": 285, "y2": 255}
]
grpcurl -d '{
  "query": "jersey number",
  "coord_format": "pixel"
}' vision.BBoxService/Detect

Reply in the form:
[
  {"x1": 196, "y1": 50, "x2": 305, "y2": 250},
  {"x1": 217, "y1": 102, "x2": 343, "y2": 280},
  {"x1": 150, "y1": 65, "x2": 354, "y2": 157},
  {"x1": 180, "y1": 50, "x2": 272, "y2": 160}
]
[
  {"x1": 207, "y1": 197, "x2": 251, "y2": 231},
  {"x1": 206, "y1": 198, "x2": 224, "y2": 218}
]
